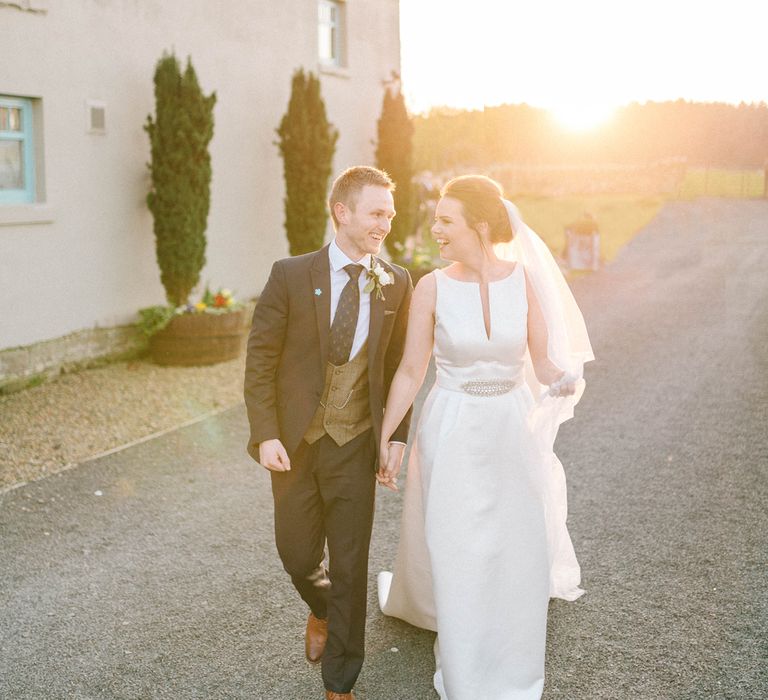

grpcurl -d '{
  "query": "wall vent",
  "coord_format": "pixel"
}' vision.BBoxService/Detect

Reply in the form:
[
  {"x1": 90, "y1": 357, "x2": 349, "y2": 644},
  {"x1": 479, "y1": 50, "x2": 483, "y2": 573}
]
[{"x1": 86, "y1": 100, "x2": 106, "y2": 134}]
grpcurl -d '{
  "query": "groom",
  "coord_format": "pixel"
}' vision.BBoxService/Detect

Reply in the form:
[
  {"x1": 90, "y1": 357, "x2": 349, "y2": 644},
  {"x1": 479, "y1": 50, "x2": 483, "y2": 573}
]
[{"x1": 244, "y1": 166, "x2": 413, "y2": 699}]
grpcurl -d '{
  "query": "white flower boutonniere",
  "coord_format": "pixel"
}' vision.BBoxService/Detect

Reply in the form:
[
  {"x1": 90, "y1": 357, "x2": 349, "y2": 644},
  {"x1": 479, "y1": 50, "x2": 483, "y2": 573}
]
[{"x1": 364, "y1": 260, "x2": 394, "y2": 301}]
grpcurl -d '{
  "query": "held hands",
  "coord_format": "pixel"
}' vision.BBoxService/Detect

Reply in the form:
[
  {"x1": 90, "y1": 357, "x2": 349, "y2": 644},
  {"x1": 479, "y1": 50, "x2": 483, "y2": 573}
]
[
  {"x1": 259, "y1": 438, "x2": 403, "y2": 481},
  {"x1": 258, "y1": 438, "x2": 291, "y2": 472},
  {"x1": 548, "y1": 372, "x2": 578, "y2": 398},
  {"x1": 377, "y1": 442, "x2": 405, "y2": 491}
]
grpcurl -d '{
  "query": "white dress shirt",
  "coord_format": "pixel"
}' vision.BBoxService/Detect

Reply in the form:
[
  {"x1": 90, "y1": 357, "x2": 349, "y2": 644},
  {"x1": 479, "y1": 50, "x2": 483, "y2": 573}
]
[{"x1": 328, "y1": 238, "x2": 371, "y2": 362}]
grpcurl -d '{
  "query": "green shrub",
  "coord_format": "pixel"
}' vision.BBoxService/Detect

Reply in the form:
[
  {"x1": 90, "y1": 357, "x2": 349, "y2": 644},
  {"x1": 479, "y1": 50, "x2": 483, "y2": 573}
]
[
  {"x1": 276, "y1": 69, "x2": 338, "y2": 255},
  {"x1": 144, "y1": 53, "x2": 216, "y2": 306},
  {"x1": 376, "y1": 83, "x2": 416, "y2": 262}
]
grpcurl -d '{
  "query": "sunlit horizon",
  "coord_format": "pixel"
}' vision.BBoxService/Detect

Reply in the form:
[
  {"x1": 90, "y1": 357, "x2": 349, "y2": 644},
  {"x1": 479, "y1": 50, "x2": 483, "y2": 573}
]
[
  {"x1": 549, "y1": 104, "x2": 616, "y2": 132},
  {"x1": 399, "y1": 0, "x2": 767, "y2": 121}
]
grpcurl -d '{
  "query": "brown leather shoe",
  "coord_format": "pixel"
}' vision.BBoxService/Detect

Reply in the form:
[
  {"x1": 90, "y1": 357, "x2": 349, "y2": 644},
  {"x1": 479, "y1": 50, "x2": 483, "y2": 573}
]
[
  {"x1": 305, "y1": 612, "x2": 328, "y2": 664},
  {"x1": 324, "y1": 691, "x2": 355, "y2": 700}
]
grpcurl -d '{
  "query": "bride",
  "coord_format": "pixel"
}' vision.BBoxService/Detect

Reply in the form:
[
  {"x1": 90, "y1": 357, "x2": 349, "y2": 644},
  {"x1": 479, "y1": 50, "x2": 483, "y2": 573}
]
[{"x1": 376, "y1": 175, "x2": 594, "y2": 699}]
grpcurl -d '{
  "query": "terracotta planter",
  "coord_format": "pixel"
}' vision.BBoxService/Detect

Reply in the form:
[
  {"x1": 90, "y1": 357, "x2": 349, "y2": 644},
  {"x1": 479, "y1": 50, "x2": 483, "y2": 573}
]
[{"x1": 149, "y1": 308, "x2": 247, "y2": 366}]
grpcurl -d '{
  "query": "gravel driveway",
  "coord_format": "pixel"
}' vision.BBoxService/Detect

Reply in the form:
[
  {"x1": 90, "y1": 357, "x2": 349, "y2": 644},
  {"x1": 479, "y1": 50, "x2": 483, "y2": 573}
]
[{"x1": 1, "y1": 199, "x2": 766, "y2": 699}]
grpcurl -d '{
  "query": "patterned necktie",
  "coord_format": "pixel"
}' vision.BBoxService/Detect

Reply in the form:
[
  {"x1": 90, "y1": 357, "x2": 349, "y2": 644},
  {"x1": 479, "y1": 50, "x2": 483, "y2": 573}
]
[{"x1": 329, "y1": 263, "x2": 364, "y2": 365}]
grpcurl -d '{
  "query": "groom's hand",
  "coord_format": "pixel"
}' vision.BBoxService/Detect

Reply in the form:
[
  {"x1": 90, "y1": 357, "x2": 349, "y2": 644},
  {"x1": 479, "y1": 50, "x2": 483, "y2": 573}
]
[
  {"x1": 377, "y1": 442, "x2": 405, "y2": 491},
  {"x1": 259, "y1": 439, "x2": 291, "y2": 472}
]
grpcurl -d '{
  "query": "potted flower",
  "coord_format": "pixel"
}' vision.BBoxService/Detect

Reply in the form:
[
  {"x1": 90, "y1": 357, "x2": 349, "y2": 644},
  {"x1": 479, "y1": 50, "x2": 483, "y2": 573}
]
[
  {"x1": 139, "y1": 286, "x2": 247, "y2": 366},
  {"x1": 140, "y1": 52, "x2": 246, "y2": 365}
]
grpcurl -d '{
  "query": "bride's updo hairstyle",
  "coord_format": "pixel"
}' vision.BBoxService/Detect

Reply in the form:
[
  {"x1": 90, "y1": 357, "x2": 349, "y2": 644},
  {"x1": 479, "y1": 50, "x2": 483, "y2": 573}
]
[{"x1": 440, "y1": 175, "x2": 514, "y2": 243}]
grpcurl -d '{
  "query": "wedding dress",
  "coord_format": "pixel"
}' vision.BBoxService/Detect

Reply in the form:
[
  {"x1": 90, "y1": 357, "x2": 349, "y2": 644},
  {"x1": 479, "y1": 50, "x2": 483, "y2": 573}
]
[{"x1": 378, "y1": 261, "x2": 587, "y2": 699}]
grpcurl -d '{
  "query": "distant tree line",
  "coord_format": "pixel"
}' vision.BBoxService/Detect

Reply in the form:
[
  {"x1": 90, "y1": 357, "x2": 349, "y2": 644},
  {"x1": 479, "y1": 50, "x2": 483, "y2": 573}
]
[{"x1": 414, "y1": 100, "x2": 768, "y2": 171}]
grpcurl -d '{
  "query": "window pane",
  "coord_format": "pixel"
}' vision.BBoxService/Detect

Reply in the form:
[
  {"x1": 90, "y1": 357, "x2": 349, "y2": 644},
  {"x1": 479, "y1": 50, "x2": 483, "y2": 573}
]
[
  {"x1": 330, "y1": 26, "x2": 338, "y2": 59},
  {"x1": 0, "y1": 107, "x2": 23, "y2": 133},
  {"x1": 8, "y1": 108, "x2": 22, "y2": 131},
  {"x1": 318, "y1": 0, "x2": 341, "y2": 65},
  {"x1": 319, "y1": 26, "x2": 331, "y2": 61},
  {"x1": 0, "y1": 140, "x2": 24, "y2": 189}
]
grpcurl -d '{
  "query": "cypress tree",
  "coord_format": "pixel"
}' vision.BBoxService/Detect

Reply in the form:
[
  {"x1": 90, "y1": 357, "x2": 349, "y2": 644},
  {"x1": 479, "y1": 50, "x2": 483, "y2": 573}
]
[
  {"x1": 144, "y1": 53, "x2": 216, "y2": 307},
  {"x1": 276, "y1": 69, "x2": 339, "y2": 255},
  {"x1": 376, "y1": 84, "x2": 415, "y2": 262}
]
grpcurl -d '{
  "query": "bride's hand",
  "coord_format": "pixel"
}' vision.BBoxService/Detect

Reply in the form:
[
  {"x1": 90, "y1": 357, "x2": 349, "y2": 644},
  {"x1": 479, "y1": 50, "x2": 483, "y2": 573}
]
[
  {"x1": 548, "y1": 372, "x2": 578, "y2": 398},
  {"x1": 377, "y1": 442, "x2": 404, "y2": 491}
]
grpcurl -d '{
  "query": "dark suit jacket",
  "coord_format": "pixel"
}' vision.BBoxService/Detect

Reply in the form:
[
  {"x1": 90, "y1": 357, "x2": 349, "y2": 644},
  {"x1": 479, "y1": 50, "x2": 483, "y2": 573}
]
[{"x1": 244, "y1": 244, "x2": 413, "y2": 462}]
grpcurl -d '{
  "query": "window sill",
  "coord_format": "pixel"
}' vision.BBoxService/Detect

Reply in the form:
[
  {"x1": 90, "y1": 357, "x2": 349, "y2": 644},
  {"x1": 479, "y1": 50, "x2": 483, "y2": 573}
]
[
  {"x1": 319, "y1": 63, "x2": 350, "y2": 80},
  {"x1": 0, "y1": 203, "x2": 55, "y2": 226}
]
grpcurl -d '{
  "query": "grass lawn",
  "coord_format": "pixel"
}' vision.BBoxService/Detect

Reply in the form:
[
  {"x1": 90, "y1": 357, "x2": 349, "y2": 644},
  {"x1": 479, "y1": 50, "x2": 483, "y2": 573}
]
[
  {"x1": 418, "y1": 169, "x2": 764, "y2": 271},
  {"x1": 515, "y1": 194, "x2": 666, "y2": 264}
]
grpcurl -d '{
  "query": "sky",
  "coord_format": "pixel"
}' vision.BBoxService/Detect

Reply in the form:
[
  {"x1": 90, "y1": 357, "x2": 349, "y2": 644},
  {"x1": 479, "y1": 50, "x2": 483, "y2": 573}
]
[{"x1": 399, "y1": 0, "x2": 767, "y2": 129}]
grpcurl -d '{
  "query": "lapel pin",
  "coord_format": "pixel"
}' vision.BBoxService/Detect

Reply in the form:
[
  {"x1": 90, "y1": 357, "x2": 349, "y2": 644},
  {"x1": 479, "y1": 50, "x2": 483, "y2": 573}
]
[{"x1": 314, "y1": 288, "x2": 322, "y2": 296}]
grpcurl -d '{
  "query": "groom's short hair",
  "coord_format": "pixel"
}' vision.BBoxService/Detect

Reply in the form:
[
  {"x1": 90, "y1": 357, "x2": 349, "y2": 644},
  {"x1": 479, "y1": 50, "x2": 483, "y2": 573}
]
[{"x1": 328, "y1": 166, "x2": 395, "y2": 229}]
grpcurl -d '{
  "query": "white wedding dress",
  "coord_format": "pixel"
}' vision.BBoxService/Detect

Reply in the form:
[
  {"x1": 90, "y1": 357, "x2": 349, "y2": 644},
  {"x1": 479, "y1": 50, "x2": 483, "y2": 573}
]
[{"x1": 378, "y1": 265, "x2": 584, "y2": 699}]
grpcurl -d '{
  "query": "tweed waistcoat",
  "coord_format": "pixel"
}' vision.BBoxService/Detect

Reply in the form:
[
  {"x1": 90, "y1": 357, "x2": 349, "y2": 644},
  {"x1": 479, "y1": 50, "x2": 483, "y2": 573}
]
[{"x1": 304, "y1": 344, "x2": 371, "y2": 447}]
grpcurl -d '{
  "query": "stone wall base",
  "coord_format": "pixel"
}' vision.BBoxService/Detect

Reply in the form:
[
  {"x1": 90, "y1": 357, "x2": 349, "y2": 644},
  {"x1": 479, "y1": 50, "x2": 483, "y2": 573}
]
[
  {"x1": 0, "y1": 301, "x2": 256, "y2": 395},
  {"x1": 0, "y1": 326, "x2": 147, "y2": 395}
]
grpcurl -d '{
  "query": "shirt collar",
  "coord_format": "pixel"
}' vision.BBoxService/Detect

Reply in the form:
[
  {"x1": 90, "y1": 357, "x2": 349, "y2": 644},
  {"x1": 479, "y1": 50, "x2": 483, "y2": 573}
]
[{"x1": 329, "y1": 238, "x2": 372, "y2": 274}]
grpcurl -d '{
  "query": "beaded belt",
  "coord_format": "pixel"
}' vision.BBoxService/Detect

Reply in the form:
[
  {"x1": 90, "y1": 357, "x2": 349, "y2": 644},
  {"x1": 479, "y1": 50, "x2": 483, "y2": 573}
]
[{"x1": 459, "y1": 379, "x2": 519, "y2": 397}]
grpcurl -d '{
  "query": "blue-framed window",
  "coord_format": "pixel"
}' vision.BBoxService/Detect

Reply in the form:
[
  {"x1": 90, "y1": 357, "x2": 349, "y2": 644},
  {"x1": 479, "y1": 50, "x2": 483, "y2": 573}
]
[
  {"x1": 318, "y1": 0, "x2": 345, "y2": 67},
  {"x1": 0, "y1": 96, "x2": 36, "y2": 204}
]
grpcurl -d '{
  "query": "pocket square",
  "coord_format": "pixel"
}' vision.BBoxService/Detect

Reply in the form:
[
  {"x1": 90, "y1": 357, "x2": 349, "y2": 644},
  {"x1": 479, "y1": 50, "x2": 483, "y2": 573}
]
[{"x1": 384, "y1": 309, "x2": 396, "y2": 316}]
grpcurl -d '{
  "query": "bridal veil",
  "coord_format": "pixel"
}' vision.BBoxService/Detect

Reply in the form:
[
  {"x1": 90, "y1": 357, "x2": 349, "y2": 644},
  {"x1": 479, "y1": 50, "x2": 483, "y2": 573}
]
[{"x1": 496, "y1": 200, "x2": 594, "y2": 600}]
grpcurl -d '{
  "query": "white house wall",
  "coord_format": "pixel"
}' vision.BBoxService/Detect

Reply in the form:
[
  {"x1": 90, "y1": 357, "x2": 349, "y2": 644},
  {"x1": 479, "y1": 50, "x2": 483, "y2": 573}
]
[{"x1": 0, "y1": 0, "x2": 400, "y2": 351}]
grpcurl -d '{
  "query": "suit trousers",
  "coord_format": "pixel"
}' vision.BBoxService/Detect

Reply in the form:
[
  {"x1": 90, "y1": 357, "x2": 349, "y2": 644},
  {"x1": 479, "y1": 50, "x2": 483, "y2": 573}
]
[{"x1": 270, "y1": 429, "x2": 376, "y2": 693}]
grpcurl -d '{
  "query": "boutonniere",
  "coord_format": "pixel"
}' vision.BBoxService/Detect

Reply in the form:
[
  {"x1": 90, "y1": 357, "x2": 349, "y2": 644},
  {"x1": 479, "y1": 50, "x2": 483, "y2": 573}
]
[{"x1": 364, "y1": 259, "x2": 394, "y2": 300}]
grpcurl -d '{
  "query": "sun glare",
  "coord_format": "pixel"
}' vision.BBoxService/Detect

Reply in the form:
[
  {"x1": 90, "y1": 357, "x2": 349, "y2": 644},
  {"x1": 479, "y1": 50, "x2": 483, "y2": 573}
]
[
  {"x1": 400, "y1": 1, "x2": 766, "y2": 120},
  {"x1": 549, "y1": 103, "x2": 617, "y2": 132}
]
